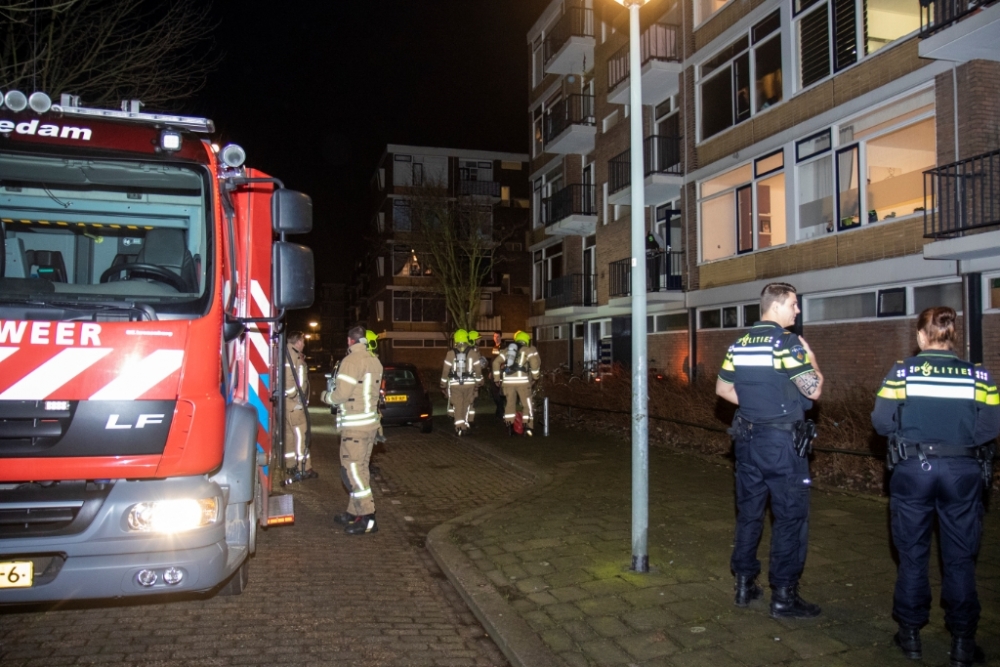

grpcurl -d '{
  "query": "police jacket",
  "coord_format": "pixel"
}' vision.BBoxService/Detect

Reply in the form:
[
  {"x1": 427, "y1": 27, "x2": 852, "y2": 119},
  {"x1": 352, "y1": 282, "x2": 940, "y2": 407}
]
[
  {"x1": 327, "y1": 342, "x2": 383, "y2": 429},
  {"x1": 872, "y1": 350, "x2": 1000, "y2": 447},
  {"x1": 492, "y1": 344, "x2": 540, "y2": 385},
  {"x1": 284, "y1": 344, "x2": 308, "y2": 411},
  {"x1": 441, "y1": 345, "x2": 483, "y2": 388},
  {"x1": 717, "y1": 321, "x2": 815, "y2": 424}
]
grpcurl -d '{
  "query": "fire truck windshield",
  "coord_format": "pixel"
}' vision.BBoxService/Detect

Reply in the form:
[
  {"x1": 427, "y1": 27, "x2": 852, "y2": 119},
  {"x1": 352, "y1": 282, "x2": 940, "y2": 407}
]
[{"x1": 0, "y1": 152, "x2": 211, "y2": 318}]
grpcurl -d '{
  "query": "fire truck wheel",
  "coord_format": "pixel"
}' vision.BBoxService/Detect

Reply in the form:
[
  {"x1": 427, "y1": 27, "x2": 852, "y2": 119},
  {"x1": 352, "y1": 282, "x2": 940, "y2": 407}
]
[{"x1": 218, "y1": 558, "x2": 249, "y2": 596}]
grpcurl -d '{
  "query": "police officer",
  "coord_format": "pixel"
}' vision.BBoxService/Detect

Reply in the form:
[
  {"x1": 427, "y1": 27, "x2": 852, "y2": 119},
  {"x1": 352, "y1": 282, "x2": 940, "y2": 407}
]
[
  {"x1": 322, "y1": 325, "x2": 384, "y2": 535},
  {"x1": 872, "y1": 307, "x2": 999, "y2": 666},
  {"x1": 441, "y1": 329, "x2": 482, "y2": 436},
  {"x1": 492, "y1": 330, "x2": 540, "y2": 436},
  {"x1": 716, "y1": 282, "x2": 824, "y2": 618},
  {"x1": 283, "y1": 331, "x2": 317, "y2": 479}
]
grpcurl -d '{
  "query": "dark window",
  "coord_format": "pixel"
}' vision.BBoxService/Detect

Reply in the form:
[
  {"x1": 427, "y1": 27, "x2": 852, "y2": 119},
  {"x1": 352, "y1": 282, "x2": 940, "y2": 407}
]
[
  {"x1": 833, "y1": 0, "x2": 858, "y2": 71},
  {"x1": 700, "y1": 309, "x2": 722, "y2": 329},
  {"x1": 799, "y1": 5, "x2": 830, "y2": 88},
  {"x1": 877, "y1": 288, "x2": 906, "y2": 317},
  {"x1": 744, "y1": 303, "x2": 761, "y2": 324},
  {"x1": 702, "y1": 71, "x2": 733, "y2": 139},
  {"x1": 723, "y1": 306, "x2": 739, "y2": 328}
]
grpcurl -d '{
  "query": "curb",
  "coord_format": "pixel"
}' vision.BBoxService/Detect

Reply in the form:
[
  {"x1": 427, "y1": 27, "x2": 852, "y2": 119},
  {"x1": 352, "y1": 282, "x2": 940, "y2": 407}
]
[{"x1": 425, "y1": 437, "x2": 561, "y2": 667}]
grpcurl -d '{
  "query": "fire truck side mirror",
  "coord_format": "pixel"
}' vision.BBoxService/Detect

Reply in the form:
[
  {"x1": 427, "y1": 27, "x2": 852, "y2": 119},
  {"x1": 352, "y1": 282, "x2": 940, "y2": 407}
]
[
  {"x1": 272, "y1": 241, "x2": 314, "y2": 310},
  {"x1": 272, "y1": 189, "x2": 312, "y2": 235}
]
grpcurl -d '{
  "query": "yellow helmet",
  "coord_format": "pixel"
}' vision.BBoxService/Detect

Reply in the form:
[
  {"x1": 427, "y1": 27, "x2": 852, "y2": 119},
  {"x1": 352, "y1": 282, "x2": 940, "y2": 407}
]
[
  {"x1": 514, "y1": 330, "x2": 530, "y2": 345},
  {"x1": 468, "y1": 330, "x2": 480, "y2": 343},
  {"x1": 364, "y1": 330, "x2": 378, "y2": 351},
  {"x1": 453, "y1": 329, "x2": 469, "y2": 345}
]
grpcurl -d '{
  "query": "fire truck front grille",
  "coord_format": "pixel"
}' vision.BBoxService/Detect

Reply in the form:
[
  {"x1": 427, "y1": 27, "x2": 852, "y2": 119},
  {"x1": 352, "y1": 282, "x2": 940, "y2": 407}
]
[
  {"x1": 0, "y1": 481, "x2": 112, "y2": 538},
  {"x1": 0, "y1": 400, "x2": 75, "y2": 454}
]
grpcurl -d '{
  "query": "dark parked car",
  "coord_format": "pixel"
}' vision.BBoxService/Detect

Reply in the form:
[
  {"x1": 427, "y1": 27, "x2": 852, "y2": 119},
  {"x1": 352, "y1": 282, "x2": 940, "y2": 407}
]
[{"x1": 379, "y1": 363, "x2": 433, "y2": 433}]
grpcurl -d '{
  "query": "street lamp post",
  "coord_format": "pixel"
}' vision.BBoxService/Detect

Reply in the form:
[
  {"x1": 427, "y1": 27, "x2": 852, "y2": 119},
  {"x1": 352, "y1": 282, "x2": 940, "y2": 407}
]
[{"x1": 613, "y1": 0, "x2": 651, "y2": 573}]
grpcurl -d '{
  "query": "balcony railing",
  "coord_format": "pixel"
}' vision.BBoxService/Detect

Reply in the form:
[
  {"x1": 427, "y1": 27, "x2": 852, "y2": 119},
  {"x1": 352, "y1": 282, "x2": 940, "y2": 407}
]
[
  {"x1": 545, "y1": 273, "x2": 597, "y2": 310},
  {"x1": 459, "y1": 180, "x2": 501, "y2": 197},
  {"x1": 542, "y1": 184, "x2": 597, "y2": 226},
  {"x1": 607, "y1": 22, "x2": 681, "y2": 91},
  {"x1": 544, "y1": 94, "x2": 596, "y2": 144},
  {"x1": 924, "y1": 148, "x2": 1000, "y2": 239},
  {"x1": 608, "y1": 135, "x2": 683, "y2": 194},
  {"x1": 608, "y1": 250, "x2": 683, "y2": 298},
  {"x1": 920, "y1": 0, "x2": 999, "y2": 36},
  {"x1": 544, "y1": 7, "x2": 595, "y2": 64}
]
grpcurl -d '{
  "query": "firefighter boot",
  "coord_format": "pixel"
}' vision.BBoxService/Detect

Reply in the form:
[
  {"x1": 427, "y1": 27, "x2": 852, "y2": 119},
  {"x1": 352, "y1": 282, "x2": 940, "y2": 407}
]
[
  {"x1": 950, "y1": 636, "x2": 985, "y2": 667},
  {"x1": 893, "y1": 626, "x2": 922, "y2": 660},
  {"x1": 344, "y1": 514, "x2": 378, "y2": 535},
  {"x1": 734, "y1": 574, "x2": 763, "y2": 607},
  {"x1": 333, "y1": 512, "x2": 356, "y2": 526},
  {"x1": 769, "y1": 585, "x2": 821, "y2": 618}
]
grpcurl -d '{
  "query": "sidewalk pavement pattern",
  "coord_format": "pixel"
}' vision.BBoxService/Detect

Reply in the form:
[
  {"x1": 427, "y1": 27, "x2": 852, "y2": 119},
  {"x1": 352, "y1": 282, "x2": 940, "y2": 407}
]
[{"x1": 424, "y1": 397, "x2": 1000, "y2": 667}]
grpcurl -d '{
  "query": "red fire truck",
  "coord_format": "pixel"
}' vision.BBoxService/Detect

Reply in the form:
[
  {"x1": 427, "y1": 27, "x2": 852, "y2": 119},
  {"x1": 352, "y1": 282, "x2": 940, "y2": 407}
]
[{"x1": 0, "y1": 91, "x2": 314, "y2": 601}]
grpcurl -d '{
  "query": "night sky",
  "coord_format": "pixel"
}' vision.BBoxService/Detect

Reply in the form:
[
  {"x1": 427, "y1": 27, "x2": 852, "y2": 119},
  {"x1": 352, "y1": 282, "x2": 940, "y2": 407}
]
[{"x1": 189, "y1": 0, "x2": 550, "y2": 284}]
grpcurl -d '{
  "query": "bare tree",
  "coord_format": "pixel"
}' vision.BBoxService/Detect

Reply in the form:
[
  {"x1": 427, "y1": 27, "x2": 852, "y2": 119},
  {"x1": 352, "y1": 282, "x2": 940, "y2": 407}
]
[
  {"x1": 406, "y1": 184, "x2": 512, "y2": 332},
  {"x1": 0, "y1": 0, "x2": 219, "y2": 109}
]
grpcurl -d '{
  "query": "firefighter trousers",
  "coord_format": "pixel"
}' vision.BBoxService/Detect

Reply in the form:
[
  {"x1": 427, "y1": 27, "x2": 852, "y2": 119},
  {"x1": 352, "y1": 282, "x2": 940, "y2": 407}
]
[
  {"x1": 284, "y1": 404, "x2": 310, "y2": 470},
  {"x1": 449, "y1": 384, "x2": 476, "y2": 432},
  {"x1": 340, "y1": 426, "x2": 378, "y2": 516},
  {"x1": 502, "y1": 382, "x2": 534, "y2": 428}
]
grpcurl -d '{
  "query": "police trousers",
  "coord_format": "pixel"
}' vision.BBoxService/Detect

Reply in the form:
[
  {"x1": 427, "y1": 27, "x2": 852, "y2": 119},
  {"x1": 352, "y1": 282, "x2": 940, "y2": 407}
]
[
  {"x1": 340, "y1": 426, "x2": 378, "y2": 516},
  {"x1": 890, "y1": 455, "x2": 984, "y2": 637},
  {"x1": 284, "y1": 403, "x2": 310, "y2": 470},
  {"x1": 730, "y1": 422, "x2": 812, "y2": 587},
  {"x1": 449, "y1": 384, "x2": 476, "y2": 431},
  {"x1": 503, "y1": 382, "x2": 534, "y2": 428}
]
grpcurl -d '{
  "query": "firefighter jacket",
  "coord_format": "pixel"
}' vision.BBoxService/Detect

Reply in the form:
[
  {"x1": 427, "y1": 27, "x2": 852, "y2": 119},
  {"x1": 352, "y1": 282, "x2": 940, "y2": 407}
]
[
  {"x1": 441, "y1": 345, "x2": 483, "y2": 388},
  {"x1": 284, "y1": 344, "x2": 309, "y2": 411},
  {"x1": 492, "y1": 344, "x2": 540, "y2": 385},
  {"x1": 327, "y1": 342, "x2": 383, "y2": 429}
]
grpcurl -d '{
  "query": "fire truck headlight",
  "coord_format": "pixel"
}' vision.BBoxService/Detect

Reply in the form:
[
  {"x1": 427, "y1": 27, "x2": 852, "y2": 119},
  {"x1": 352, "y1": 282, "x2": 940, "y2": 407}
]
[
  {"x1": 220, "y1": 143, "x2": 246, "y2": 168},
  {"x1": 127, "y1": 498, "x2": 220, "y2": 533},
  {"x1": 4, "y1": 90, "x2": 28, "y2": 112},
  {"x1": 28, "y1": 92, "x2": 51, "y2": 113},
  {"x1": 159, "y1": 129, "x2": 182, "y2": 152}
]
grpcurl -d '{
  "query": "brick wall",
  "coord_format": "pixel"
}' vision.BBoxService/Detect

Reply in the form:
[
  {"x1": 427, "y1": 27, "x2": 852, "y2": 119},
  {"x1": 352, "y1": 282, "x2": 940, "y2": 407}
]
[{"x1": 936, "y1": 60, "x2": 1000, "y2": 166}]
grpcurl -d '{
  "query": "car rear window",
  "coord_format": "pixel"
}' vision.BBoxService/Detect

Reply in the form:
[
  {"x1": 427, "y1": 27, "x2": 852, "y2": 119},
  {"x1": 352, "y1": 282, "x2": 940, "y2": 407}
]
[{"x1": 384, "y1": 369, "x2": 419, "y2": 389}]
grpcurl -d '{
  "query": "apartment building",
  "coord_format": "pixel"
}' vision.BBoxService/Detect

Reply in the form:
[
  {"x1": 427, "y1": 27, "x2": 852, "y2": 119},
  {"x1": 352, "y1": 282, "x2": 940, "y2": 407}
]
[
  {"x1": 362, "y1": 144, "x2": 532, "y2": 371},
  {"x1": 528, "y1": 0, "x2": 1000, "y2": 391}
]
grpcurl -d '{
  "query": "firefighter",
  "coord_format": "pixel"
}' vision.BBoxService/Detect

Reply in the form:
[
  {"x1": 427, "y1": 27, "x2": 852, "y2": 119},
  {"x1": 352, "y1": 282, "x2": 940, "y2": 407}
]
[
  {"x1": 872, "y1": 307, "x2": 1000, "y2": 666},
  {"x1": 322, "y1": 325, "x2": 384, "y2": 535},
  {"x1": 364, "y1": 330, "x2": 387, "y2": 445},
  {"x1": 441, "y1": 330, "x2": 481, "y2": 436},
  {"x1": 283, "y1": 331, "x2": 316, "y2": 479},
  {"x1": 492, "y1": 330, "x2": 540, "y2": 436},
  {"x1": 466, "y1": 330, "x2": 485, "y2": 427}
]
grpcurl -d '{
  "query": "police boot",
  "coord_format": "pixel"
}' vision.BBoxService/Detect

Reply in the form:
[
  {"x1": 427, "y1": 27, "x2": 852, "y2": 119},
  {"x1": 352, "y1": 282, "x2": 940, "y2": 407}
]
[
  {"x1": 333, "y1": 512, "x2": 356, "y2": 526},
  {"x1": 950, "y1": 636, "x2": 985, "y2": 667},
  {"x1": 734, "y1": 574, "x2": 763, "y2": 607},
  {"x1": 769, "y1": 585, "x2": 821, "y2": 619},
  {"x1": 893, "y1": 625, "x2": 921, "y2": 660},
  {"x1": 344, "y1": 514, "x2": 378, "y2": 535}
]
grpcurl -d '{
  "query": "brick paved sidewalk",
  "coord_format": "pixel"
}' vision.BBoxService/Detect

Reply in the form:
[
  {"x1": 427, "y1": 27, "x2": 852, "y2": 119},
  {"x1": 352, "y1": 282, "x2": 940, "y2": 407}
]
[{"x1": 427, "y1": 403, "x2": 1000, "y2": 667}]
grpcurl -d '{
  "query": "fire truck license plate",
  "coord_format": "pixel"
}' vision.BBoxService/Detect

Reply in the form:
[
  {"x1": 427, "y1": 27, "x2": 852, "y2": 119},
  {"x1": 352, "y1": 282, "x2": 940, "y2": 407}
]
[
  {"x1": 0, "y1": 561, "x2": 33, "y2": 588},
  {"x1": 385, "y1": 395, "x2": 407, "y2": 403}
]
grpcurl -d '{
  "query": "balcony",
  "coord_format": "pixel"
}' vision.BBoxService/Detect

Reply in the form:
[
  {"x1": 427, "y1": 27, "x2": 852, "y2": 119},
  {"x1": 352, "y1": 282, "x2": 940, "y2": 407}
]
[
  {"x1": 459, "y1": 180, "x2": 501, "y2": 197},
  {"x1": 543, "y1": 184, "x2": 597, "y2": 236},
  {"x1": 608, "y1": 250, "x2": 683, "y2": 304},
  {"x1": 922, "y1": 149, "x2": 1000, "y2": 260},
  {"x1": 607, "y1": 23, "x2": 682, "y2": 105},
  {"x1": 919, "y1": 0, "x2": 1000, "y2": 61},
  {"x1": 545, "y1": 273, "x2": 597, "y2": 312},
  {"x1": 607, "y1": 135, "x2": 683, "y2": 206},
  {"x1": 544, "y1": 94, "x2": 596, "y2": 155},
  {"x1": 544, "y1": 7, "x2": 595, "y2": 75}
]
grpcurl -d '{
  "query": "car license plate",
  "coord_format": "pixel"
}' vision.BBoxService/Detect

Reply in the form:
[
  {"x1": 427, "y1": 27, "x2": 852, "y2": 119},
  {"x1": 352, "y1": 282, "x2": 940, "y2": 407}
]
[
  {"x1": 0, "y1": 561, "x2": 33, "y2": 588},
  {"x1": 385, "y1": 395, "x2": 407, "y2": 403}
]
